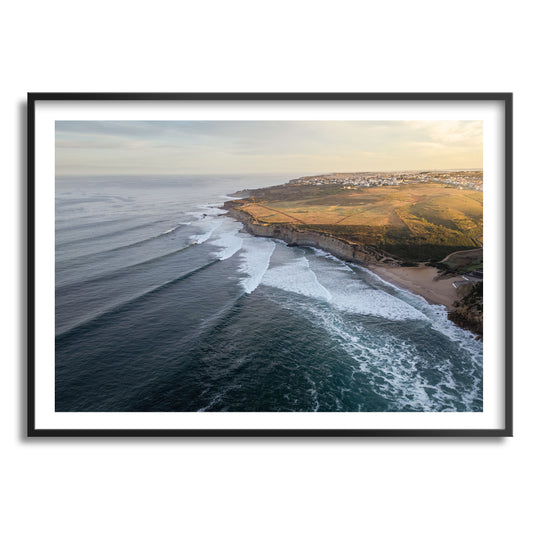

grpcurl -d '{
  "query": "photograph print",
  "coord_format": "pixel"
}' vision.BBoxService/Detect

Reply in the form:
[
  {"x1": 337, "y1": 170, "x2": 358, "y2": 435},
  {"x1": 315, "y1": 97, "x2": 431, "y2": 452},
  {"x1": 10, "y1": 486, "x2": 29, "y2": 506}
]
[{"x1": 29, "y1": 94, "x2": 512, "y2": 435}]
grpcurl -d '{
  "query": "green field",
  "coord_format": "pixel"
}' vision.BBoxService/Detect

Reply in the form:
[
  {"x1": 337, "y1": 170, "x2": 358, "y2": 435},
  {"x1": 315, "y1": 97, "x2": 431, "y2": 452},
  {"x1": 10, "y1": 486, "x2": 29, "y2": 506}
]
[
  {"x1": 231, "y1": 183, "x2": 483, "y2": 262},
  {"x1": 440, "y1": 248, "x2": 483, "y2": 273}
]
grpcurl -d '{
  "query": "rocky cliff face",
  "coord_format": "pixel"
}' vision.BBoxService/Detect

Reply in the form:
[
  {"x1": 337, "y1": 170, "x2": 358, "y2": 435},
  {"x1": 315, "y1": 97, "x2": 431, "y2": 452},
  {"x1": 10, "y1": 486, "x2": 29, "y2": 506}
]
[
  {"x1": 448, "y1": 282, "x2": 483, "y2": 338},
  {"x1": 226, "y1": 204, "x2": 483, "y2": 339},
  {"x1": 226, "y1": 206, "x2": 389, "y2": 265}
]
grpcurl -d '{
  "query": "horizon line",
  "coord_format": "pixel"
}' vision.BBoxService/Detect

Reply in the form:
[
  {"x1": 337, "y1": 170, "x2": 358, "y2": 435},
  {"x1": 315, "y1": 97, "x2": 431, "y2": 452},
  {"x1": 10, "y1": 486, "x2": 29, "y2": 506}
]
[{"x1": 56, "y1": 167, "x2": 484, "y2": 179}]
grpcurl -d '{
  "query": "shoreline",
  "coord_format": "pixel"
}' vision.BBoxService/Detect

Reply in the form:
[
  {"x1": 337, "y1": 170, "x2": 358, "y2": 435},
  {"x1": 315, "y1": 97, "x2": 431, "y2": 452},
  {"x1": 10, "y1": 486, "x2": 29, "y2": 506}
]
[
  {"x1": 367, "y1": 263, "x2": 482, "y2": 340},
  {"x1": 225, "y1": 205, "x2": 483, "y2": 337},
  {"x1": 225, "y1": 204, "x2": 463, "y2": 311},
  {"x1": 365, "y1": 263, "x2": 464, "y2": 310}
]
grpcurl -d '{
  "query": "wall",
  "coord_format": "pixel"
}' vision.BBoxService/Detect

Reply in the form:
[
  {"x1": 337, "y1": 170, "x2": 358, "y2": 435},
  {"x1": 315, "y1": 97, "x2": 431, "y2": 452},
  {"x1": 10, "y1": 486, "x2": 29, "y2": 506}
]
[{"x1": 2, "y1": 2, "x2": 530, "y2": 532}]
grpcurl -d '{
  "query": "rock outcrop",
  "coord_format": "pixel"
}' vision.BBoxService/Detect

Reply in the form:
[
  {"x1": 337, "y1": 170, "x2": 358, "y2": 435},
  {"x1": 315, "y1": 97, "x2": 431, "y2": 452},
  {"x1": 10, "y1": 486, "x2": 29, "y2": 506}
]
[{"x1": 448, "y1": 282, "x2": 483, "y2": 338}]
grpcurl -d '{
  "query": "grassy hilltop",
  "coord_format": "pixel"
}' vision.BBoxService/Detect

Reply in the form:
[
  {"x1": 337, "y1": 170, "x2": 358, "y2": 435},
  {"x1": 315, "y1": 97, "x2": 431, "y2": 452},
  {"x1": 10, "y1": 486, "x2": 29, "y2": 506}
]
[{"x1": 228, "y1": 182, "x2": 483, "y2": 263}]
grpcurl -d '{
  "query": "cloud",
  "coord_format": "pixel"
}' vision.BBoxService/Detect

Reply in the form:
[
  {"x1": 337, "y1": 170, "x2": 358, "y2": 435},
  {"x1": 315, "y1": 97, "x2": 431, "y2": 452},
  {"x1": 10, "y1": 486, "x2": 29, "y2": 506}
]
[
  {"x1": 402, "y1": 120, "x2": 483, "y2": 145},
  {"x1": 56, "y1": 120, "x2": 483, "y2": 175}
]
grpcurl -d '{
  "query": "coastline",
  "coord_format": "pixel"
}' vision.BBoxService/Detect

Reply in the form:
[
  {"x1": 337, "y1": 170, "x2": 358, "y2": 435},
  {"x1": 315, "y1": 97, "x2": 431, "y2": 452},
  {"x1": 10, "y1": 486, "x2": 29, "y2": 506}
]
[
  {"x1": 225, "y1": 204, "x2": 482, "y2": 337},
  {"x1": 365, "y1": 263, "x2": 463, "y2": 310},
  {"x1": 225, "y1": 204, "x2": 461, "y2": 308}
]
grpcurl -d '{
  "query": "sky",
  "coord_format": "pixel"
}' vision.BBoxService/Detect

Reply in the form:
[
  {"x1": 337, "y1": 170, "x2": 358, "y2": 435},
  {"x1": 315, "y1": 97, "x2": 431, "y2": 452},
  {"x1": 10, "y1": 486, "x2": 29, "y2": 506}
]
[{"x1": 55, "y1": 120, "x2": 483, "y2": 176}]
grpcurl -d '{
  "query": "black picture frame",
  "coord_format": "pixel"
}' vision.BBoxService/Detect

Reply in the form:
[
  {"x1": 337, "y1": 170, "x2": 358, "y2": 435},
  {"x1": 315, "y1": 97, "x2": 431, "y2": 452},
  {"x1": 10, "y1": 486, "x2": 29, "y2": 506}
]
[{"x1": 27, "y1": 92, "x2": 513, "y2": 437}]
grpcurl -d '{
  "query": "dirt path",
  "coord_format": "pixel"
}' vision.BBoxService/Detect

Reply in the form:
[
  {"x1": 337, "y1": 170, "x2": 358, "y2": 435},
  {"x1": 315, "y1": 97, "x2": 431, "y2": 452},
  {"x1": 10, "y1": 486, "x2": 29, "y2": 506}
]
[
  {"x1": 252, "y1": 204, "x2": 308, "y2": 225},
  {"x1": 441, "y1": 247, "x2": 482, "y2": 263},
  {"x1": 335, "y1": 204, "x2": 379, "y2": 225}
]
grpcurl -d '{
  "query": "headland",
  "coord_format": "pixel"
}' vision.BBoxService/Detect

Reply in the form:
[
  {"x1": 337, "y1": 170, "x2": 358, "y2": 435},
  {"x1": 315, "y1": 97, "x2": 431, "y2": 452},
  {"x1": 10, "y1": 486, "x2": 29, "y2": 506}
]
[{"x1": 224, "y1": 170, "x2": 483, "y2": 338}]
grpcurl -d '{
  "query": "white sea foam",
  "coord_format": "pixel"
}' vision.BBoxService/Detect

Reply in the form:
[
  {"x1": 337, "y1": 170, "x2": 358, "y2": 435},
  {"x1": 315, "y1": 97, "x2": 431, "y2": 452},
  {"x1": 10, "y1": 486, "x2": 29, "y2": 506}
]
[
  {"x1": 210, "y1": 229, "x2": 244, "y2": 260},
  {"x1": 354, "y1": 263, "x2": 483, "y2": 355},
  {"x1": 162, "y1": 226, "x2": 178, "y2": 235},
  {"x1": 262, "y1": 247, "x2": 481, "y2": 358},
  {"x1": 425, "y1": 305, "x2": 483, "y2": 357},
  {"x1": 303, "y1": 305, "x2": 466, "y2": 411},
  {"x1": 186, "y1": 205, "x2": 227, "y2": 220},
  {"x1": 262, "y1": 256, "x2": 332, "y2": 302},
  {"x1": 256, "y1": 247, "x2": 482, "y2": 410},
  {"x1": 305, "y1": 374, "x2": 320, "y2": 412},
  {"x1": 197, "y1": 384, "x2": 243, "y2": 412},
  {"x1": 238, "y1": 237, "x2": 276, "y2": 294},
  {"x1": 309, "y1": 247, "x2": 352, "y2": 270},
  {"x1": 189, "y1": 220, "x2": 223, "y2": 244},
  {"x1": 331, "y1": 282, "x2": 427, "y2": 321},
  {"x1": 307, "y1": 306, "x2": 429, "y2": 408},
  {"x1": 219, "y1": 194, "x2": 244, "y2": 200},
  {"x1": 313, "y1": 260, "x2": 483, "y2": 358},
  {"x1": 263, "y1": 253, "x2": 426, "y2": 321},
  {"x1": 199, "y1": 204, "x2": 227, "y2": 215}
]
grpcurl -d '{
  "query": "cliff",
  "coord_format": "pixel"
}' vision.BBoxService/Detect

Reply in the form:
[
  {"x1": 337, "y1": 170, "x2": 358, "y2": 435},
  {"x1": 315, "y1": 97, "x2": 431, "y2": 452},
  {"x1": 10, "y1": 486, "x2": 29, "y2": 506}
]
[
  {"x1": 226, "y1": 205, "x2": 391, "y2": 265},
  {"x1": 448, "y1": 283, "x2": 483, "y2": 338},
  {"x1": 225, "y1": 203, "x2": 483, "y2": 339}
]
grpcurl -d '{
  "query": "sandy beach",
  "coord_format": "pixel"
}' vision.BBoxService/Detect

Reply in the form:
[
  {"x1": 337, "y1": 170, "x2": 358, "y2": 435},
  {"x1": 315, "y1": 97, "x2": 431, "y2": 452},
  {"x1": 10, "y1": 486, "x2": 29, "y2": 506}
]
[{"x1": 367, "y1": 264, "x2": 464, "y2": 310}]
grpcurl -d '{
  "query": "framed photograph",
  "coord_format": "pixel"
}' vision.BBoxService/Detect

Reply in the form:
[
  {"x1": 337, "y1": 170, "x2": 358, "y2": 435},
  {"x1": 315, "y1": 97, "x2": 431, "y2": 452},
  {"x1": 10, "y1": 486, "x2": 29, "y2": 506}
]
[{"x1": 28, "y1": 93, "x2": 512, "y2": 436}]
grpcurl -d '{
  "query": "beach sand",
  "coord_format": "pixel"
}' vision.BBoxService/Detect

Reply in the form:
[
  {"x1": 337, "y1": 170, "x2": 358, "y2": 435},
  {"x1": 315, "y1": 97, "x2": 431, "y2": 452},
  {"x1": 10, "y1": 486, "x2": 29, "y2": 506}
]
[{"x1": 368, "y1": 264, "x2": 464, "y2": 309}]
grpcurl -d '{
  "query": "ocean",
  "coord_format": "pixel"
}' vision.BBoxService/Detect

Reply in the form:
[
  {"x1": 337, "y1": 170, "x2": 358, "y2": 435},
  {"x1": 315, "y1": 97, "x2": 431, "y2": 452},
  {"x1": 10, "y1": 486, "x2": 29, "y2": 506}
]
[{"x1": 55, "y1": 174, "x2": 483, "y2": 412}]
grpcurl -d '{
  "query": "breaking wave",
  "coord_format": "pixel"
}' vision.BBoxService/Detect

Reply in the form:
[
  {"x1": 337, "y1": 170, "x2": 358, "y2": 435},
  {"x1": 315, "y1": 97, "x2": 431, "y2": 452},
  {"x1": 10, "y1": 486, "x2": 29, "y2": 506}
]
[
  {"x1": 238, "y1": 237, "x2": 276, "y2": 294},
  {"x1": 189, "y1": 220, "x2": 223, "y2": 244},
  {"x1": 210, "y1": 229, "x2": 244, "y2": 260},
  {"x1": 262, "y1": 252, "x2": 427, "y2": 322}
]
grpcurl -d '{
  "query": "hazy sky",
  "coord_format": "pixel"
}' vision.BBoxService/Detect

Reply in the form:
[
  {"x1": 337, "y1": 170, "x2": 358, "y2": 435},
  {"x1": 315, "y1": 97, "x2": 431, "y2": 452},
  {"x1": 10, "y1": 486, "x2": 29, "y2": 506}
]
[{"x1": 55, "y1": 120, "x2": 483, "y2": 176}]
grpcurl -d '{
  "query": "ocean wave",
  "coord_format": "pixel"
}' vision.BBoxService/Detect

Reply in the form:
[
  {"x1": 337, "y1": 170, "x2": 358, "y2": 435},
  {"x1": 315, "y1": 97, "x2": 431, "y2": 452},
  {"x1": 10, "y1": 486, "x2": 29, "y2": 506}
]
[
  {"x1": 304, "y1": 305, "x2": 478, "y2": 411},
  {"x1": 56, "y1": 223, "x2": 190, "y2": 264},
  {"x1": 263, "y1": 252, "x2": 426, "y2": 322},
  {"x1": 262, "y1": 256, "x2": 332, "y2": 302},
  {"x1": 219, "y1": 194, "x2": 244, "y2": 200},
  {"x1": 187, "y1": 205, "x2": 227, "y2": 219},
  {"x1": 56, "y1": 220, "x2": 163, "y2": 249},
  {"x1": 354, "y1": 264, "x2": 483, "y2": 356},
  {"x1": 56, "y1": 259, "x2": 221, "y2": 340},
  {"x1": 238, "y1": 237, "x2": 276, "y2": 294},
  {"x1": 256, "y1": 246, "x2": 482, "y2": 410},
  {"x1": 308, "y1": 247, "x2": 353, "y2": 270},
  {"x1": 162, "y1": 226, "x2": 178, "y2": 235},
  {"x1": 210, "y1": 229, "x2": 244, "y2": 260},
  {"x1": 55, "y1": 242, "x2": 197, "y2": 291},
  {"x1": 301, "y1": 305, "x2": 435, "y2": 410},
  {"x1": 189, "y1": 220, "x2": 223, "y2": 244},
  {"x1": 55, "y1": 213, "x2": 143, "y2": 229}
]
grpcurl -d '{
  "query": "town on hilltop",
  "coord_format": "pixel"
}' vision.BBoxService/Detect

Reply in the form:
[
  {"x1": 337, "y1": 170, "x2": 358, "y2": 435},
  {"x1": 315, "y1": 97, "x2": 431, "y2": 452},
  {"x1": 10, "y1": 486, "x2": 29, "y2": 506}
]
[{"x1": 290, "y1": 170, "x2": 483, "y2": 191}]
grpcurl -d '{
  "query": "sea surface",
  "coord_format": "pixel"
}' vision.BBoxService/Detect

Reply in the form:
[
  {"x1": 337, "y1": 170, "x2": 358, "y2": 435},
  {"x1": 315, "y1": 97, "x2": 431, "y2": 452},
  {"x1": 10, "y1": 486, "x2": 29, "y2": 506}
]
[{"x1": 55, "y1": 174, "x2": 483, "y2": 412}]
